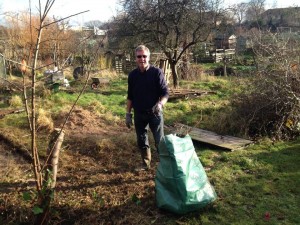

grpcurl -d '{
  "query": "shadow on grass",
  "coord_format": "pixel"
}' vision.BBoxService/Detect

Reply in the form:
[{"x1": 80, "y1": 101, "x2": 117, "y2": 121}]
[{"x1": 255, "y1": 142, "x2": 300, "y2": 173}]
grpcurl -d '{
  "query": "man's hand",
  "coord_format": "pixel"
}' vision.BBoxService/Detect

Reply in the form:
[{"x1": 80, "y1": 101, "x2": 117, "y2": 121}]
[
  {"x1": 126, "y1": 113, "x2": 133, "y2": 128},
  {"x1": 152, "y1": 102, "x2": 163, "y2": 115}
]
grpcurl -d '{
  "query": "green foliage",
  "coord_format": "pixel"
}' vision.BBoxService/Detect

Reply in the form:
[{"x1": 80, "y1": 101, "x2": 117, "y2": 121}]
[
  {"x1": 234, "y1": 65, "x2": 256, "y2": 74},
  {"x1": 22, "y1": 192, "x2": 32, "y2": 201},
  {"x1": 0, "y1": 75, "x2": 261, "y2": 142},
  {"x1": 32, "y1": 205, "x2": 43, "y2": 215},
  {"x1": 91, "y1": 191, "x2": 105, "y2": 206},
  {"x1": 131, "y1": 194, "x2": 141, "y2": 205},
  {"x1": 77, "y1": 93, "x2": 126, "y2": 116},
  {"x1": 0, "y1": 113, "x2": 28, "y2": 129},
  {"x1": 165, "y1": 77, "x2": 240, "y2": 132},
  {"x1": 49, "y1": 92, "x2": 77, "y2": 107}
]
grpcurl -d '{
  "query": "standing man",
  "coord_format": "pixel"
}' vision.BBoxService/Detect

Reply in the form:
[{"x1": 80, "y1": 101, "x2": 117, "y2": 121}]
[{"x1": 126, "y1": 45, "x2": 169, "y2": 171}]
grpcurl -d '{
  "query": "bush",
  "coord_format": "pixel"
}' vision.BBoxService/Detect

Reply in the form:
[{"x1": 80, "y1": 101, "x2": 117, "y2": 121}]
[
  {"x1": 231, "y1": 71, "x2": 300, "y2": 140},
  {"x1": 226, "y1": 31, "x2": 300, "y2": 140}
]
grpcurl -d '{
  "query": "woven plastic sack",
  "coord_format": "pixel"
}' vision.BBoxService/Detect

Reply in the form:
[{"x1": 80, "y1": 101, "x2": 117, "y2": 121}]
[{"x1": 155, "y1": 134, "x2": 217, "y2": 214}]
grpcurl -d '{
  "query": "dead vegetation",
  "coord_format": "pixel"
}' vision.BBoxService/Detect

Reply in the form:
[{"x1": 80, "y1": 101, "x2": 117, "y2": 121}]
[
  {"x1": 1, "y1": 106, "x2": 205, "y2": 224},
  {"x1": 226, "y1": 31, "x2": 300, "y2": 140}
]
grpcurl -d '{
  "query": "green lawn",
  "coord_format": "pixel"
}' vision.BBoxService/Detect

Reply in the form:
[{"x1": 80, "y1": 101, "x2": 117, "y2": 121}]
[{"x1": 194, "y1": 139, "x2": 300, "y2": 224}]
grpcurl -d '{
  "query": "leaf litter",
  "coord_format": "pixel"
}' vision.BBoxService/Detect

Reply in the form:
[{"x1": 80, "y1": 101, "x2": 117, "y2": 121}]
[{"x1": 0, "y1": 107, "x2": 181, "y2": 224}]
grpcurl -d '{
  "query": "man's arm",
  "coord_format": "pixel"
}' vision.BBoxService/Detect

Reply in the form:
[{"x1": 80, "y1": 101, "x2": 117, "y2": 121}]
[
  {"x1": 159, "y1": 96, "x2": 168, "y2": 107},
  {"x1": 157, "y1": 67, "x2": 169, "y2": 107},
  {"x1": 125, "y1": 99, "x2": 133, "y2": 128},
  {"x1": 126, "y1": 99, "x2": 133, "y2": 113}
]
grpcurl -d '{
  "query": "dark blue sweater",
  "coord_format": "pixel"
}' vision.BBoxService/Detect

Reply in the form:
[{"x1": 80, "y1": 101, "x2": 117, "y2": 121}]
[{"x1": 127, "y1": 65, "x2": 169, "y2": 111}]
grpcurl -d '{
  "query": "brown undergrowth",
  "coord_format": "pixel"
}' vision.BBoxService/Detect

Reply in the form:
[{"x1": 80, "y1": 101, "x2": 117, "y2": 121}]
[{"x1": 0, "y1": 107, "x2": 199, "y2": 224}]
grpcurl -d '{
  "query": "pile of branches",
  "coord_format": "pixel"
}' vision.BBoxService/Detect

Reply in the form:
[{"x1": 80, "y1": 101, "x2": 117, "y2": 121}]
[{"x1": 230, "y1": 30, "x2": 300, "y2": 140}]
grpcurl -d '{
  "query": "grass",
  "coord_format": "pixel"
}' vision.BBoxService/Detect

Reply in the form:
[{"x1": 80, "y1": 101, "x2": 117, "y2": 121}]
[
  {"x1": 165, "y1": 77, "x2": 237, "y2": 132},
  {"x1": 0, "y1": 74, "x2": 299, "y2": 224},
  {"x1": 191, "y1": 138, "x2": 300, "y2": 225}
]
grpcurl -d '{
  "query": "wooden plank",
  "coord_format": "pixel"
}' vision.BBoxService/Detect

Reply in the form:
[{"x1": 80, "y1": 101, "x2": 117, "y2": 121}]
[
  {"x1": 168, "y1": 89, "x2": 216, "y2": 100},
  {"x1": 0, "y1": 108, "x2": 25, "y2": 119},
  {"x1": 169, "y1": 123, "x2": 253, "y2": 151}
]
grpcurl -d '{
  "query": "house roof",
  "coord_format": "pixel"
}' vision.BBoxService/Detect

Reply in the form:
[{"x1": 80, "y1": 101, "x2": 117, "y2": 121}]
[
  {"x1": 262, "y1": 7, "x2": 300, "y2": 16},
  {"x1": 261, "y1": 7, "x2": 300, "y2": 27}
]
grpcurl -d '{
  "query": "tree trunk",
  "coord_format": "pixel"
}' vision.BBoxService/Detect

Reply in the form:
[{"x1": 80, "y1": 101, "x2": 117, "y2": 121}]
[
  {"x1": 34, "y1": 129, "x2": 64, "y2": 225},
  {"x1": 223, "y1": 58, "x2": 227, "y2": 77},
  {"x1": 170, "y1": 61, "x2": 179, "y2": 88},
  {"x1": 45, "y1": 128, "x2": 65, "y2": 188},
  {"x1": 180, "y1": 56, "x2": 189, "y2": 80}
]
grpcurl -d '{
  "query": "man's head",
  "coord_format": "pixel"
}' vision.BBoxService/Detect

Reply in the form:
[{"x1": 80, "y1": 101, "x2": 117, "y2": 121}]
[{"x1": 135, "y1": 45, "x2": 150, "y2": 72}]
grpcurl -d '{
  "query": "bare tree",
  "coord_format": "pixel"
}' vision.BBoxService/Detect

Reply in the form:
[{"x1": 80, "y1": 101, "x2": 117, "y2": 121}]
[
  {"x1": 245, "y1": 0, "x2": 266, "y2": 25},
  {"x1": 3, "y1": 11, "x2": 83, "y2": 73},
  {"x1": 112, "y1": 0, "x2": 224, "y2": 88},
  {"x1": 1, "y1": 1, "x2": 100, "y2": 224},
  {"x1": 230, "y1": 29, "x2": 300, "y2": 139},
  {"x1": 229, "y1": 2, "x2": 248, "y2": 26}
]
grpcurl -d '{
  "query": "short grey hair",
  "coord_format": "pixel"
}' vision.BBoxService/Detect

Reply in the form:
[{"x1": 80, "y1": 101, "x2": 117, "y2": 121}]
[{"x1": 135, "y1": 45, "x2": 150, "y2": 56}]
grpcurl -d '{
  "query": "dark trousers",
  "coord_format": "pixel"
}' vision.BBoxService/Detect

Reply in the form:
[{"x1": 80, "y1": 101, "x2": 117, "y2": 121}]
[{"x1": 134, "y1": 109, "x2": 164, "y2": 152}]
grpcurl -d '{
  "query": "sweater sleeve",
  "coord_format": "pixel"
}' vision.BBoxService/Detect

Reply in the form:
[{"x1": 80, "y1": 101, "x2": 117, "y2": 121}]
[
  {"x1": 158, "y1": 68, "x2": 169, "y2": 99},
  {"x1": 127, "y1": 72, "x2": 133, "y2": 101}
]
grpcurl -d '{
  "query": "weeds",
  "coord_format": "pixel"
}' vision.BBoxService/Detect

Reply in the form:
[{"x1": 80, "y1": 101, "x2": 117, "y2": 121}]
[{"x1": 8, "y1": 95, "x2": 23, "y2": 107}]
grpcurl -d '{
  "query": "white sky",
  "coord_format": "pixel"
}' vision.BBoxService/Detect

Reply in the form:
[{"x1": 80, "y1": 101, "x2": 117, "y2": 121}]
[
  {"x1": 0, "y1": 0, "x2": 119, "y2": 24},
  {"x1": 1, "y1": 0, "x2": 298, "y2": 24},
  {"x1": 226, "y1": 0, "x2": 298, "y2": 8}
]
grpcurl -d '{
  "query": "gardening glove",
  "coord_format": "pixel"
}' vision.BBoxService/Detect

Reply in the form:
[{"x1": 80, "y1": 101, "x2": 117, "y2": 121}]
[
  {"x1": 152, "y1": 102, "x2": 163, "y2": 115},
  {"x1": 126, "y1": 112, "x2": 133, "y2": 128}
]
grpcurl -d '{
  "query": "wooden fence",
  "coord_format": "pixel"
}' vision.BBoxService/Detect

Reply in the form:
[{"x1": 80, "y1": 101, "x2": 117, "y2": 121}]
[
  {"x1": 214, "y1": 49, "x2": 235, "y2": 63},
  {"x1": 114, "y1": 57, "x2": 171, "y2": 79},
  {"x1": 159, "y1": 59, "x2": 172, "y2": 85},
  {"x1": 115, "y1": 58, "x2": 136, "y2": 74}
]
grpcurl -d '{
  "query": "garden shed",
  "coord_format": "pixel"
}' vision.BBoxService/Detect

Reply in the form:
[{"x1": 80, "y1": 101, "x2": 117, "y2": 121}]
[{"x1": 215, "y1": 34, "x2": 236, "y2": 49}]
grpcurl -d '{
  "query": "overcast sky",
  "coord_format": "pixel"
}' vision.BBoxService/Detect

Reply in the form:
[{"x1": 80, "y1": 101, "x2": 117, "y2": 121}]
[{"x1": 1, "y1": 0, "x2": 298, "y2": 24}]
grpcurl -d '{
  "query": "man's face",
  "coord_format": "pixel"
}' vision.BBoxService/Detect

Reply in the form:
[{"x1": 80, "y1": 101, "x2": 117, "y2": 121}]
[{"x1": 135, "y1": 50, "x2": 150, "y2": 71}]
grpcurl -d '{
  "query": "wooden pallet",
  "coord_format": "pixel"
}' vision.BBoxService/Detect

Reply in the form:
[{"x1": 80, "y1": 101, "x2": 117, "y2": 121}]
[
  {"x1": 166, "y1": 123, "x2": 253, "y2": 151},
  {"x1": 168, "y1": 88, "x2": 216, "y2": 100}
]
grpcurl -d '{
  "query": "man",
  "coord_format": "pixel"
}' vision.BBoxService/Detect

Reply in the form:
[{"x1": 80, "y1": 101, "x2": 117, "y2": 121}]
[{"x1": 126, "y1": 45, "x2": 169, "y2": 171}]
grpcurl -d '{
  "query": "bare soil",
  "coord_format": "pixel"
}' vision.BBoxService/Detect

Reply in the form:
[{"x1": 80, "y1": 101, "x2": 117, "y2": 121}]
[{"x1": 0, "y1": 108, "x2": 188, "y2": 224}]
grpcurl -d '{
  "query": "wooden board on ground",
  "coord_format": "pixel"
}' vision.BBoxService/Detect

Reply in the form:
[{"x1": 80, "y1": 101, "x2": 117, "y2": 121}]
[
  {"x1": 167, "y1": 123, "x2": 253, "y2": 151},
  {"x1": 168, "y1": 88, "x2": 216, "y2": 100},
  {"x1": 0, "y1": 108, "x2": 25, "y2": 119}
]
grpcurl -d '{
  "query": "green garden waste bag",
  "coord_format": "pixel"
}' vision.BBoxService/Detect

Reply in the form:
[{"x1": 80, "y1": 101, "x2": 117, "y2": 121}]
[{"x1": 155, "y1": 134, "x2": 217, "y2": 214}]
